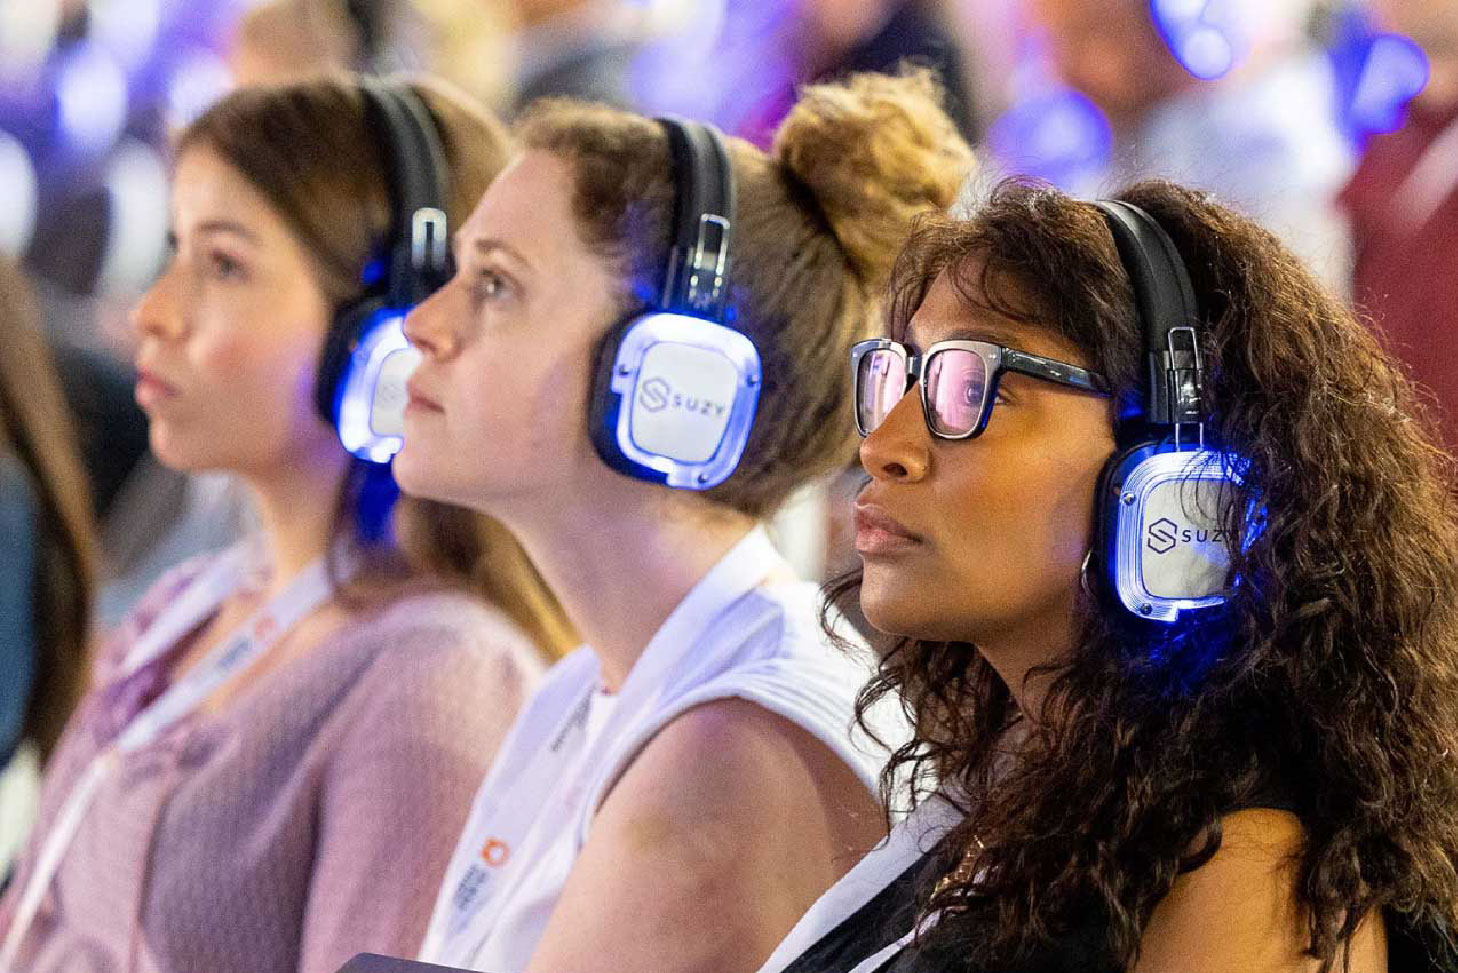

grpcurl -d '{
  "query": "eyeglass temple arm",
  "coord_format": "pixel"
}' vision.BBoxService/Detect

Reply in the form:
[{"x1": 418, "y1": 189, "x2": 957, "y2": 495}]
[{"x1": 999, "y1": 347, "x2": 1111, "y2": 395}]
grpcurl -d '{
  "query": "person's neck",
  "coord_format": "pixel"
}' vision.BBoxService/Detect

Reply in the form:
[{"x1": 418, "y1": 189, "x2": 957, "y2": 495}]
[
  {"x1": 973, "y1": 598, "x2": 1083, "y2": 723},
  {"x1": 505, "y1": 490, "x2": 759, "y2": 692},
  {"x1": 239, "y1": 451, "x2": 350, "y2": 595}
]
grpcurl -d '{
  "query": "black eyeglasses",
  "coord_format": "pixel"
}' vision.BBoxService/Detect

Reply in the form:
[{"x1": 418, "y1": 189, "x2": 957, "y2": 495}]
[{"x1": 851, "y1": 338, "x2": 1111, "y2": 440}]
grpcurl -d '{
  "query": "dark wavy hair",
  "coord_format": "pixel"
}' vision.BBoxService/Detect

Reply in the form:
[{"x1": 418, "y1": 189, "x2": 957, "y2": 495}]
[{"x1": 828, "y1": 179, "x2": 1458, "y2": 971}]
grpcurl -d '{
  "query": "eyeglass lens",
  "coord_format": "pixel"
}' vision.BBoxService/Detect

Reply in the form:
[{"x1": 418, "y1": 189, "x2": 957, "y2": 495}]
[{"x1": 856, "y1": 345, "x2": 988, "y2": 438}]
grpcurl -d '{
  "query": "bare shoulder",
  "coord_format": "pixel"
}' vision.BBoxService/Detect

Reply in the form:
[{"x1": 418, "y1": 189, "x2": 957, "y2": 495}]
[
  {"x1": 523, "y1": 697, "x2": 881, "y2": 973},
  {"x1": 601, "y1": 696, "x2": 869, "y2": 837},
  {"x1": 1136, "y1": 810, "x2": 1388, "y2": 973}
]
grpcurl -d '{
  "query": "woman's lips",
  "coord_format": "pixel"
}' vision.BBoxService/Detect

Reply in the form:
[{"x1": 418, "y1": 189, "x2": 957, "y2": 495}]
[
  {"x1": 854, "y1": 503, "x2": 925, "y2": 557},
  {"x1": 404, "y1": 377, "x2": 443, "y2": 414},
  {"x1": 134, "y1": 369, "x2": 178, "y2": 409}
]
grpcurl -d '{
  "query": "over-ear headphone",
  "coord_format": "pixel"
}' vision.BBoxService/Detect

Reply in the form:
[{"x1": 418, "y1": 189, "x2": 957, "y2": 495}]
[
  {"x1": 1092, "y1": 199, "x2": 1244, "y2": 623},
  {"x1": 314, "y1": 78, "x2": 451, "y2": 464},
  {"x1": 587, "y1": 117, "x2": 762, "y2": 491}
]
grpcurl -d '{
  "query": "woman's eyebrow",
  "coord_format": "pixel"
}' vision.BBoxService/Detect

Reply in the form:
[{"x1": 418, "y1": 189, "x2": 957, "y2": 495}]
[
  {"x1": 194, "y1": 219, "x2": 261, "y2": 244},
  {"x1": 905, "y1": 323, "x2": 1026, "y2": 350},
  {"x1": 457, "y1": 234, "x2": 533, "y2": 272}
]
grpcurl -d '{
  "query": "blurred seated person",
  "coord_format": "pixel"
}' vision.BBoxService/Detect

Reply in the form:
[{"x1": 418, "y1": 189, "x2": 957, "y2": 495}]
[
  {"x1": 23, "y1": 179, "x2": 253, "y2": 632},
  {"x1": 1339, "y1": 0, "x2": 1458, "y2": 454},
  {"x1": 732, "y1": 0, "x2": 976, "y2": 148},
  {"x1": 1027, "y1": 0, "x2": 1353, "y2": 287},
  {"x1": 0, "y1": 259, "x2": 96, "y2": 870}
]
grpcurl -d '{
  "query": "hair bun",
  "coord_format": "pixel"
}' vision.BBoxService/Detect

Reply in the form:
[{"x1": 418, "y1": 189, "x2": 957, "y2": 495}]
[{"x1": 772, "y1": 69, "x2": 974, "y2": 288}]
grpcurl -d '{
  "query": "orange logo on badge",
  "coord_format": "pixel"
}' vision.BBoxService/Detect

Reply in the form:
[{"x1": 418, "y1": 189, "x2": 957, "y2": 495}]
[{"x1": 481, "y1": 838, "x2": 510, "y2": 867}]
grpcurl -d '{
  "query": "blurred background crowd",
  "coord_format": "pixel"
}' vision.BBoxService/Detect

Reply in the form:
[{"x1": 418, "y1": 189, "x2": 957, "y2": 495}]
[{"x1": 0, "y1": 0, "x2": 1455, "y2": 866}]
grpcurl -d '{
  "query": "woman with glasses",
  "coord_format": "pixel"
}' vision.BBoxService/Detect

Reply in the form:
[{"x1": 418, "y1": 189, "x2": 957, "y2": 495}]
[{"x1": 757, "y1": 180, "x2": 1458, "y2": 972}]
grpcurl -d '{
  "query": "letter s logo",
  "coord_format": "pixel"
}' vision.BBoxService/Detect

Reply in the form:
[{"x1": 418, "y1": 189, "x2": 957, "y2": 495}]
[
  {"x1": 639, "y1": 377, "x2": 671, "y2": 413},
  {"x1": 1147, "y1": 517, "x2": 1179, "y2": 555}
]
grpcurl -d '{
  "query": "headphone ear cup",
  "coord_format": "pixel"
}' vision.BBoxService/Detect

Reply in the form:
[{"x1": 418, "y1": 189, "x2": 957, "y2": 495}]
[
  {"x1": 587, "y1": 315, "x2": 644, "y2": 481},
  {"x1": 1095, "y1": 442, "x2": 1240, "y2": 623},
  {"x1": 587, "y1": 311, "x2": 762, "y2": 490},
  {"x1": 316, "y1": 299, "x2": 377, "y2": 430}
]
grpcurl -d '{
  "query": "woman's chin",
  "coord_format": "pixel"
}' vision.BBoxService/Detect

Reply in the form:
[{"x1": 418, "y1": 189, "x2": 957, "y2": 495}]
[
  {"x1": 148, "y1": 427, "x2": 210, "y2": 474},
  {"x1": 858, "y1": 582, "x2": 928, "y2": 642},
  {"x1": 392, "y1": 444, "x2": 460, "y2": 506},
  {"x1": 390, "y1": 445, "x2": 430, "y2": 496}
]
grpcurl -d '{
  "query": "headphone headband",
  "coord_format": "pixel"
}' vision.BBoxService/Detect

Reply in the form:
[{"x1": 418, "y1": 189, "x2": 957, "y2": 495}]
[
  {"x1": 357, "y1": 80, "x2": 451, "y2": 305},
  {"x1": 1092, "y1": 199, "x2": 1236, "y2": 623},
  {"x1": 657, "y1": 117, "x2": 736, "y2": 322},
  {"x1": 585, "y1": 116, "x2": 759, "y2": 491},
  {"x1": 1093, "y1": 200, "x2": 1205, "y2": 438}
]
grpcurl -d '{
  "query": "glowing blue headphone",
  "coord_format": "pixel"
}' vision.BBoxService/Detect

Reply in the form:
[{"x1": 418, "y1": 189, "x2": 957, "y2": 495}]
[
  {"x1": 588, "y1": 118, "x2": 762, "y2": 491},
  {"x1": 1092, "y1": 200, "x2": 1244, "y2": 623},
  {"x1": 314, "y1": 80, "x2": 451, "y2": 464}
]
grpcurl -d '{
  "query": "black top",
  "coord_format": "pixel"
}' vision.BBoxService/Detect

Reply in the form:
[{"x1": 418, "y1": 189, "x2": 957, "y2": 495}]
[{"x1": 783, "y1": 807, "x2": 1454, "y2": 973}]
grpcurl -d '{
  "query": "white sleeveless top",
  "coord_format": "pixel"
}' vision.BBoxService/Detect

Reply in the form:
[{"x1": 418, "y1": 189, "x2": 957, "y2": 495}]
[{"x1": 417, "y1": 527, "x2": 890, "y2": 970}]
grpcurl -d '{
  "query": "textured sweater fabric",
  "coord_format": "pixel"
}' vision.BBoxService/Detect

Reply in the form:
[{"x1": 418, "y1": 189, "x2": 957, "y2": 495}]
[{"x1": 0, "y1": 554, "x2": 542, "y2": 973}]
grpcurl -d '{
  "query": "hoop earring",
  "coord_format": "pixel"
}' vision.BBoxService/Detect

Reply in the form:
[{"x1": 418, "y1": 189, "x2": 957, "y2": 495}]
[{"x1": 1079, "y1": 550, "x2": 1094, "y2": 597}]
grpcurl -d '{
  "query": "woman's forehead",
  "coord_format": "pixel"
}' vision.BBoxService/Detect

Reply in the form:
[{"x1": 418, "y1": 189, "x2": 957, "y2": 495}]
[{"x1": 901, "y1": 267, "x2": 1094, "y2": 368}]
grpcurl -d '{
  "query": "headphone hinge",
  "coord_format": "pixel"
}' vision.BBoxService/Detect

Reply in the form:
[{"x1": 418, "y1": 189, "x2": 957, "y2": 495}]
[
  {"x1": 410, "y1": 207, "x2": 449, "y2": 275},
  {"x1": 684, "y1": 213, "x2": 731, "y2": 316},
  {"x1": 1163, "y1": 325, "x2": 1205, "y2": 437}
]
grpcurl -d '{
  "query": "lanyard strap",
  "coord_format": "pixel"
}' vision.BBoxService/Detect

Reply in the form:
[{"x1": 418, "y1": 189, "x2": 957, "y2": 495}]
[
  {"x1": 0, "y1": 553, "x2": 335, "y2": 969},
  {"x1": 755, "y1": 796, "x2": 963, "y2": 973},
  {"x1": 424, "y1": 528, "x2": 783, "y2": 966}
]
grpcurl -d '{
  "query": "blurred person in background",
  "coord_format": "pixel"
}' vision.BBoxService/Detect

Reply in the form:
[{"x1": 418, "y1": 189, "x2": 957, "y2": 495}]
[
  {"x1": 497, "y1": 0, "x2": 640, "y2": 115},
  {"x1": 231, "y1": 0, "x2": 643, "y2": 121},
  {"x1": 0, "y1": 259, "x2": 96, "y2": 874},
  {"x1": 11, "y1": 0, "x2": 256, "y2": 632},
  {"x1": 1025, "y1": 0, "x2": 1353, "y2": 285},
  {"x1": 230, "y1": 0, "x2": 514, "y2": 108},
  {"x1": 0, "y1": 76, "x2": 573, "y2": 973},
  {"x1": 730, "y1": 0, "x2": 977, "y2": 148},
  {"x1": 1339, "y1": 0, "x2": 1458, "y2": 454}
]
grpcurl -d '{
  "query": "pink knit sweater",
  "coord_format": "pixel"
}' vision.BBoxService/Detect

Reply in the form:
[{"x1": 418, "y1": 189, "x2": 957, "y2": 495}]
[{"x1": 0, "y1": 556, "x2": 542, "y2": 973}]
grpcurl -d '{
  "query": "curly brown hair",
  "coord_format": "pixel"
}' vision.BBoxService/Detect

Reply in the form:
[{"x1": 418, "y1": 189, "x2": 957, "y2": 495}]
[{"x1": 829, "y1": 179, "x2": 1458, "y2": 970}]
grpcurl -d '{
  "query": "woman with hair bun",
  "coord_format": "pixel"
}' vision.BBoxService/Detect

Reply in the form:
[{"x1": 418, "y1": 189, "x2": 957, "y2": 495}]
[{"x1": 398, "y1": 72, "x2": 974, "y2": 973}]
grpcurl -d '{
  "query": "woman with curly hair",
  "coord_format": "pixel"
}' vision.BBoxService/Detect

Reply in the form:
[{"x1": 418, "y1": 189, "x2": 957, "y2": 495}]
[{"x1": 758, "y1": 180, "x2": 1458, "y2": 973}]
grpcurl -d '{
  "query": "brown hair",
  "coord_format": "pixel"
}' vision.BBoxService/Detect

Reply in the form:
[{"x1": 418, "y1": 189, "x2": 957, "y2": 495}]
[
  {"x1": 517, "y1": 69, "x2": 975, "y2": 517},
  {"x1": 830, "y1": 179, "x2": 1458, "y2": 970},
  {"x1": 180, "y1": 76, "x2": 574, "y2": 658},
  {"x1": 0, "y1": 259, "x2": 97, "y2": 761}
]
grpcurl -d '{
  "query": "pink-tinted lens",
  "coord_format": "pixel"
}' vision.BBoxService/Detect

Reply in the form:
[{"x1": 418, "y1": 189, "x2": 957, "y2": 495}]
[
  {"x1": 926, "y1": 348, "x2": 988, "y2": 437},
  {"x1": 855, "y1": 347, "x2": 906, "y2": 434}
]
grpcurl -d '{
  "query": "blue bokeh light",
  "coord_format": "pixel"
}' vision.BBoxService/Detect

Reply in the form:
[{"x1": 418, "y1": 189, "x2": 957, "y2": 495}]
[
  {"x1": 1327, "y1": 7, "x2": 1430, "y2": 146},
  {"x1": 988, "y1": 88, "x2": 1113, "y2": 189},
  {"x1": 1151, "y1": 0, "x2": 1239, "y2": 81}
]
